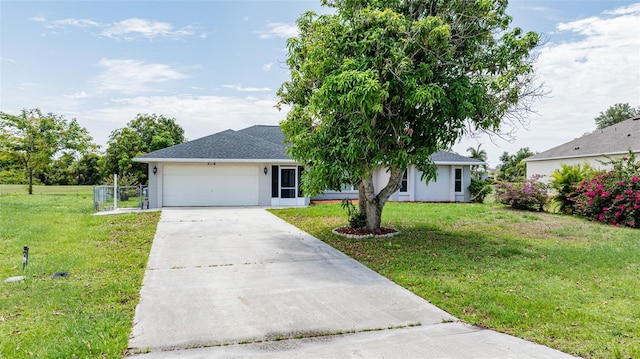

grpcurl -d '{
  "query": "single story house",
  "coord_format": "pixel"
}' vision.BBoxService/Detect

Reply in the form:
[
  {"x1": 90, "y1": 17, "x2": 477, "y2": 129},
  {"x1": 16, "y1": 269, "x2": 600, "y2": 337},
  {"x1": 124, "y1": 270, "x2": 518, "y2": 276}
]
[
  {"x1": 524, "y1": 116, "x2": 640, "y2": 181},
  {"x1": 134, "y1": 125, "x2": 484, "y2": 208}
]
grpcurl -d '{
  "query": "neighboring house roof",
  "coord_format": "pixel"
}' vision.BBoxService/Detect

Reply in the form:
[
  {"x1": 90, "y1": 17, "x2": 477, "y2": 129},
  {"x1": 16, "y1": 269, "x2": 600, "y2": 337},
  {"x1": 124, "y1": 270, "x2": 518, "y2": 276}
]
[
  {"x1": 525, "y1": 116, "x2": 640, "y2": 162},
  {"x1": 430, "y1": 151, "x2": 485, "y2": 165},
  {"x1": 135, "y1": 125, "x2": 484, "y2": 165},
  {"x1": 135, "y1": 125, "x2": 292, "y2": 163}
]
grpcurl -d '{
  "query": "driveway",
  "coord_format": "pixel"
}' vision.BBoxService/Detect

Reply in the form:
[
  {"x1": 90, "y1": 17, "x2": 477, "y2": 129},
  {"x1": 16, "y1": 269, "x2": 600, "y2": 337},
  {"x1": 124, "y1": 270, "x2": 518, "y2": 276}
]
[{"x1": 128, "y1": 208, "x2": 576, "y2": 358}]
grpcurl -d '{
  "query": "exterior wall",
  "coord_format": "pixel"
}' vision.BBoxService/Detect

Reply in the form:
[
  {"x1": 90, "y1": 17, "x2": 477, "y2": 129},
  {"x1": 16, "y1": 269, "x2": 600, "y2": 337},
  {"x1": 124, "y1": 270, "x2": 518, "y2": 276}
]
[
  {"x1": 314, "y1": 190, "x2": 359, "y2": 201},
  {"x1": 313, "y1": 165, "x2": 473, "y2": 203},
  {"x1": 459, "y1": 166, "x2": 472, "y2": 202},
  {"x1": 525, "y1": 152, "x2": 639, "y2": 183},
  {"x1": 147, "y1": 162, "x2": 160, "y2": 209},
  {"x1": 258, "y1": 163, "x2": 273, "y2": 206},
  {"x1": 414, "y1": 166, "x2": 451, "y2": 202},
  {"x1": 145, "y1": 161, "x2": 309, "y2": 208}
]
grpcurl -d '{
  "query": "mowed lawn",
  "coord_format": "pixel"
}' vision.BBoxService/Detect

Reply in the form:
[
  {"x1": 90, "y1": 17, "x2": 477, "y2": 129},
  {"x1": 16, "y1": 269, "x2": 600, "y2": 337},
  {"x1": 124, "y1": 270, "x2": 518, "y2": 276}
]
[
  {"x1": 271, "y1": 202, "x2": 640, "y2": 359},
  {"x1": 0, "y1": 185, "x2": 160, "y2": 358}
]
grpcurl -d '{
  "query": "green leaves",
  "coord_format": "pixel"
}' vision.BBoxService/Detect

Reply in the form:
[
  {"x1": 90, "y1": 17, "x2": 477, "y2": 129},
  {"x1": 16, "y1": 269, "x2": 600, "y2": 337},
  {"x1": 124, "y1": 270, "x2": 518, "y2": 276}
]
[
  {"x1": 0, "y1": 109, "x2": 95, "y2": 193},
  {"x1": 104, "y1": 114, "x2": 184, "y2": 184},
  {"x1": 279, "y1": 0, "x2": 542, "y2": 230}
]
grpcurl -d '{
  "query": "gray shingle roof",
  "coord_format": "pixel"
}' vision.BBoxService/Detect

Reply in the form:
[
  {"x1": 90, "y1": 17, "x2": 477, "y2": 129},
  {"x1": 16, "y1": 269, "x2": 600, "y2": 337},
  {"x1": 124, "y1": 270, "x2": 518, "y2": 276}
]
[
  {"x1": 430, "y1": 151, "x2": 485, "y2": 164},
  {"x1": 526, "y1": 116, "x2": 640, "y2": 161},
  {"x1": 136, "y1": 125, "x2": 290, "y2": 161},
  {"x1": 135, "y1": 125, "x2": 482, "y2": 164}
]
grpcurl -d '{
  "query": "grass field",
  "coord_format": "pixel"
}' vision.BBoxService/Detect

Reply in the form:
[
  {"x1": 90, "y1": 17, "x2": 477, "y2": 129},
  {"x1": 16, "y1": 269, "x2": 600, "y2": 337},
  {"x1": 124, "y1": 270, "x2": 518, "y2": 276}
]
[
  {"x1": 0, "y1": 185, "x2": 160, "y2": 358},
  {"x1": 271, "y1": 202, "x2": 640, "y2": 359}
]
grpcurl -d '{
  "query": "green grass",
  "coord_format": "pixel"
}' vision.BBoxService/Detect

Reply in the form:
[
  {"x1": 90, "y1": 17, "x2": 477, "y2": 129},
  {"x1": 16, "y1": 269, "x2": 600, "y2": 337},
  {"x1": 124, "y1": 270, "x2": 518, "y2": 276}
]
[
  {"x1": 0, "y1": 185, "x2": 160, "y2": 358},
  {"x1": 271, "y1": 202, "x2": 640, "y2": 359}
]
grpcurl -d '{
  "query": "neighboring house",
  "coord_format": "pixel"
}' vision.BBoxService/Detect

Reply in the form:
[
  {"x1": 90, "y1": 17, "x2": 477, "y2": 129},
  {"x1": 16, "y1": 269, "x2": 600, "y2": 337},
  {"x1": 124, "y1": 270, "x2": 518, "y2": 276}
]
[
  {"x1": 524, "y1": 116, "x2": 640, "y2": 181},
  {"x1": 134, "y1": 125, "x2": 484, "y2": 208}
]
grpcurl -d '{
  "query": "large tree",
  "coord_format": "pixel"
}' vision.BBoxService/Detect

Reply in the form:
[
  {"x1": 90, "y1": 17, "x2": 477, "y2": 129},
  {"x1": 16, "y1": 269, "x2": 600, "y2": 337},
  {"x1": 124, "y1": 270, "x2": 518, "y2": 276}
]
[
  {"x1": 0, "y1": 108, "x2": 94, "y2": 194},
  {"x1": 277, "y1": 0, "x2": 542, "y2": 232},
  {"x1": 103, "y1": 113, "x2": 185, "y2": 183},
  {"x1": 594, "y1": 103, "x2": 639, "y2": 129}
]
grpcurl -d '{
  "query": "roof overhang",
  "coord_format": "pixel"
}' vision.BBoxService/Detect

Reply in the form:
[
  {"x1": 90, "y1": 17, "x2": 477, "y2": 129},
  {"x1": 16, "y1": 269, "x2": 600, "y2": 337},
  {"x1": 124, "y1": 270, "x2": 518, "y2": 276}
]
[
  {"x1": 433, "y1": 161, "x2": 486, "y2": 166},
  {"x1": 524, "y1": 149, "x2": 640, "y2": 162},
  {"x1": 133, "y1": 158, "x2": 297, "y2": 164}
]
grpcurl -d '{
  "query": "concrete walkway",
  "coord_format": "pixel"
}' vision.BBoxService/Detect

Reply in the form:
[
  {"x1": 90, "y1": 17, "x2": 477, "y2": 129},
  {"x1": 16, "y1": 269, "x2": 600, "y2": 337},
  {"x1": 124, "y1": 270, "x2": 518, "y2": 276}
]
[{"x1": 128, "y1": 208, "x2": 577, "y2": 358}]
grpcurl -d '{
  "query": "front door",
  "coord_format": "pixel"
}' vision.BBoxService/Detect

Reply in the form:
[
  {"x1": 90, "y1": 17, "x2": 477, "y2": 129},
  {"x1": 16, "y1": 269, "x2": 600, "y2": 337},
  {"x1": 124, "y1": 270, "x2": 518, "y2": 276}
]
[{"x1": 280, "y1": 167, "x2": 298, "y2": 205}]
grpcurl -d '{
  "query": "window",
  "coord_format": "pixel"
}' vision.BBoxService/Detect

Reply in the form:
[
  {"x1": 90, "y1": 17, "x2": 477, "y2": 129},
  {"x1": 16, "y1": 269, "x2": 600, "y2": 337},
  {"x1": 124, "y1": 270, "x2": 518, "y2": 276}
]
[
  {"x1": 400, "y1": 169, "x2": 408, "y2": 193},
  {"x1": 454, "y1": 168, "x2": 463, "y2": 193},
  {"x1": 280, "y1": 168, "x2": 297, "y2": 198}
]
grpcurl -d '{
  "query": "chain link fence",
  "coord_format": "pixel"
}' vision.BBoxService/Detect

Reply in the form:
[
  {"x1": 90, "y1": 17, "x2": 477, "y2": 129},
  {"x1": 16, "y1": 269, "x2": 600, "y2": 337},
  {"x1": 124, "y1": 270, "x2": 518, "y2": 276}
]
[{"x1": 93, "y1": 185, "x2": 149, "y2": 212}]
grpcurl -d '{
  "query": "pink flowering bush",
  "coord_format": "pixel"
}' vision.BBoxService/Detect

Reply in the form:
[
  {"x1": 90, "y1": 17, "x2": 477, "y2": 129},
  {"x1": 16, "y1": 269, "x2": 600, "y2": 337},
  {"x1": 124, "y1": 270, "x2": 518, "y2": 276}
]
[
  {"x1": 495, "y1": 175, "x2": 549, "y2": 211},
  {"x1": 570, "y1": 152, "x2": 640, "y2": 228}
]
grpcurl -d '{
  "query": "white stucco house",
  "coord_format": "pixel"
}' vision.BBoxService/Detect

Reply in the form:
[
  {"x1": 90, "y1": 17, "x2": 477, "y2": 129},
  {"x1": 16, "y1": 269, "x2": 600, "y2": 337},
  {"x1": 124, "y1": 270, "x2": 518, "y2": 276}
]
[
  {"x1": 134, "y1": 125, "x2": 484, "y2": 208},
  {"x1": 524, "y1": 116, "x2": 640, "y2": 181}
]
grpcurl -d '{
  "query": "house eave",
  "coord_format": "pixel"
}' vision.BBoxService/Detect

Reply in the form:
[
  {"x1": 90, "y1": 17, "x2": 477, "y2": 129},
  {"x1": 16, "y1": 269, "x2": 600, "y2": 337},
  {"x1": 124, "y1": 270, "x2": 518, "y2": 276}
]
[
  {"x1": 133, "y1": 157, "x2": 297, "y2": 164},
  {"x1": 524, "y1": 149, "x2": 639, "y2": 162},
  {"x1": 433, "y1": 161, "x2": 486, "y2": 166}
]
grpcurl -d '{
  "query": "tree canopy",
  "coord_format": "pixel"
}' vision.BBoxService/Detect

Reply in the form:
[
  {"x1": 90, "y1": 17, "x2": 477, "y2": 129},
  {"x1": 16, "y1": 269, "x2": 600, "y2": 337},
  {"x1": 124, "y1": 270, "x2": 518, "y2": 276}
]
[
  {"x1": 103, "y1": 113, "x2": 185, "y2": 184},
  {"x1": 496, "y1": 147, "x2": 535, "y2": 182},
  {"x1": 594, "y1": 103, "x2": 639, "y2": 129},
  {"x1": 0, "y1": 108, "x2": 94, "y2": 194},
  {"x1": 467, "y1": 144, "x2": 488, "y2": 178},
  {"x1": 278, "y1": 0, "x2": 542, "y2": 231}
]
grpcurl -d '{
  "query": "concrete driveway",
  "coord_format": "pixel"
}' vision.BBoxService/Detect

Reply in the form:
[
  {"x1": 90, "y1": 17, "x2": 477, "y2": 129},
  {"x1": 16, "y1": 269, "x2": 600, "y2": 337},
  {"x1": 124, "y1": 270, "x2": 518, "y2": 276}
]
[{"x1": 128, "y1": 208, "x2": 576, "y2": 358}]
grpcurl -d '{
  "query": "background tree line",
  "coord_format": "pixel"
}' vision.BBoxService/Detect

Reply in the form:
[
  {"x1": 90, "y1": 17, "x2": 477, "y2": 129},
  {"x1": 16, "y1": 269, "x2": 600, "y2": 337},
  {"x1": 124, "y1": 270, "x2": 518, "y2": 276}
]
[
  {"x1": 1, "y1": 100, "x2": 635, "y2": 195},
  {"x1": 0, "y1": 110, "x2": 185, "y2": 193}
]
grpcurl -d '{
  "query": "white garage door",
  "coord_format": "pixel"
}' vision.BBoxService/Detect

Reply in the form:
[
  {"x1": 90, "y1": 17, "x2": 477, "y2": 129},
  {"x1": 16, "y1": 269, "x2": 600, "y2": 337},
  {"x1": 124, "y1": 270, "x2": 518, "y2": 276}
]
[{"x1": 163, "y1": 165, "x2": 259, "y2": 206}]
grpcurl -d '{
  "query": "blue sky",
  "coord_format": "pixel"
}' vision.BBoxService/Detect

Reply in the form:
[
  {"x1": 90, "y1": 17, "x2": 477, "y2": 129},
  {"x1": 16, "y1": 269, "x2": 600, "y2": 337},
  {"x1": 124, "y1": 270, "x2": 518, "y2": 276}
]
[{"x1": 1, "y1": 0, "x2": 639, "y2": 167}]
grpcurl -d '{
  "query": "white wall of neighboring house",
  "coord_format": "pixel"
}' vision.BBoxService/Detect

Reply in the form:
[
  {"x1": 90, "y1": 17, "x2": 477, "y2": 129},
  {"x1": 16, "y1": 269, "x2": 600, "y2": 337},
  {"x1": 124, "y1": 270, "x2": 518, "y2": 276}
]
[{"x1": 526, "y1": 151, "x2": 639, "y2": 183}]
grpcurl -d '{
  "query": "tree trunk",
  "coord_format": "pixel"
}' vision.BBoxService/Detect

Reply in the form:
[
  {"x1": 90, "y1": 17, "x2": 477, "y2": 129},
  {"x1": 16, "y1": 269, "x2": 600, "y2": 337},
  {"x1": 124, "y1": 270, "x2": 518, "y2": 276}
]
[
  {"x1": 358, "y1": 166, "x2": 405, "y2": 233},
  {"x1": 28, "y1": 168, "x2": 34, "y2": 195},
  {"x1": 364, "y1": 198, "x2": 383, "y2": 233}
]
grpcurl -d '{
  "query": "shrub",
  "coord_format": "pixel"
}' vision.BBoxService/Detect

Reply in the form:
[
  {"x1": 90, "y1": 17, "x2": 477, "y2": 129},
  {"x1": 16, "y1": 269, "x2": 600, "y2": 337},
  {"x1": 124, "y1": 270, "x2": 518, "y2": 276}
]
[
  {"x1": 570, "y1": 152, "x2": 640, "y2": 228},
  {"x1": 468, "y1": 177, "x2": 493, "y2": 203},
  {"x1": 495, "y1": 175, "x2": 549, "y2": 211},
  {"x1": 549, "y1": 163, "x2": 595, "y2": 214},
  {"x1": 340, "y1": 198, "x2": 366, "y2": 228}
]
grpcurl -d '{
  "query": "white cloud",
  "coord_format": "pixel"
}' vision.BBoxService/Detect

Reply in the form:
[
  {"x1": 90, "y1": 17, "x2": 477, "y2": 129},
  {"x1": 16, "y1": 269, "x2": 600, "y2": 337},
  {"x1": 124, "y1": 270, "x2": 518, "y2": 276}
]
[
  {"x1": 0, "y1": 57, "x2": 16, "y2": 64},
  {"x1": 262, "y1": 63, "x2": 273, "y2": 72},
  {"x1": 80, "y1": 95, "x2": 286, "y2": 146},
  {"x1": 30, "y1": 15, "x2": 200, "y2": 40},
  {"x1": 92, "y1": 58, "x2": 188, "y2": 94},
  {"x1": 223, "y1": 84, "x2": 272, "y2": 92},
  {"x1": 50, "y1": 18, "x2": 100, "y2": 29},
  {"x1": 64, "y1": 91, "x2": 89, "y2": 99},
  {"x1": 101, "y1": 18, "x2": 196, "y2": 40},
  {"x1": 604, "y1": 2, "x2": 640, "y2": 15},
  {"x1": 255, "y1": 22, "x2": 298, "y2": 39},
  {"x1": 453, "y1": 3, "x2": 640, "y2": 167}
]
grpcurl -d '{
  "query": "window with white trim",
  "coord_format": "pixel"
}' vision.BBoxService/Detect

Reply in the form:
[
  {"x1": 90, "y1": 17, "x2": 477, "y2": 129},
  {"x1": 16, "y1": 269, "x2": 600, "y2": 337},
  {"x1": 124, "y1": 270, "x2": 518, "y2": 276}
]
[{"x1": 454, "y1": 168, "x2": 463, "y2": 193}]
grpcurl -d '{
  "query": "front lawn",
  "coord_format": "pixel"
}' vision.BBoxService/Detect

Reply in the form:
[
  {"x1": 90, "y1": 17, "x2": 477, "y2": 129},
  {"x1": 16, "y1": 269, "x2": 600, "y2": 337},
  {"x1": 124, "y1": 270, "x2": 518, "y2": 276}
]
[
  {"x1": 0, "y1": 185, "x2": 160, "y2": 358},
  {"x1": 271, "y1": 202, "x2": 640, "y2": 359}
]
